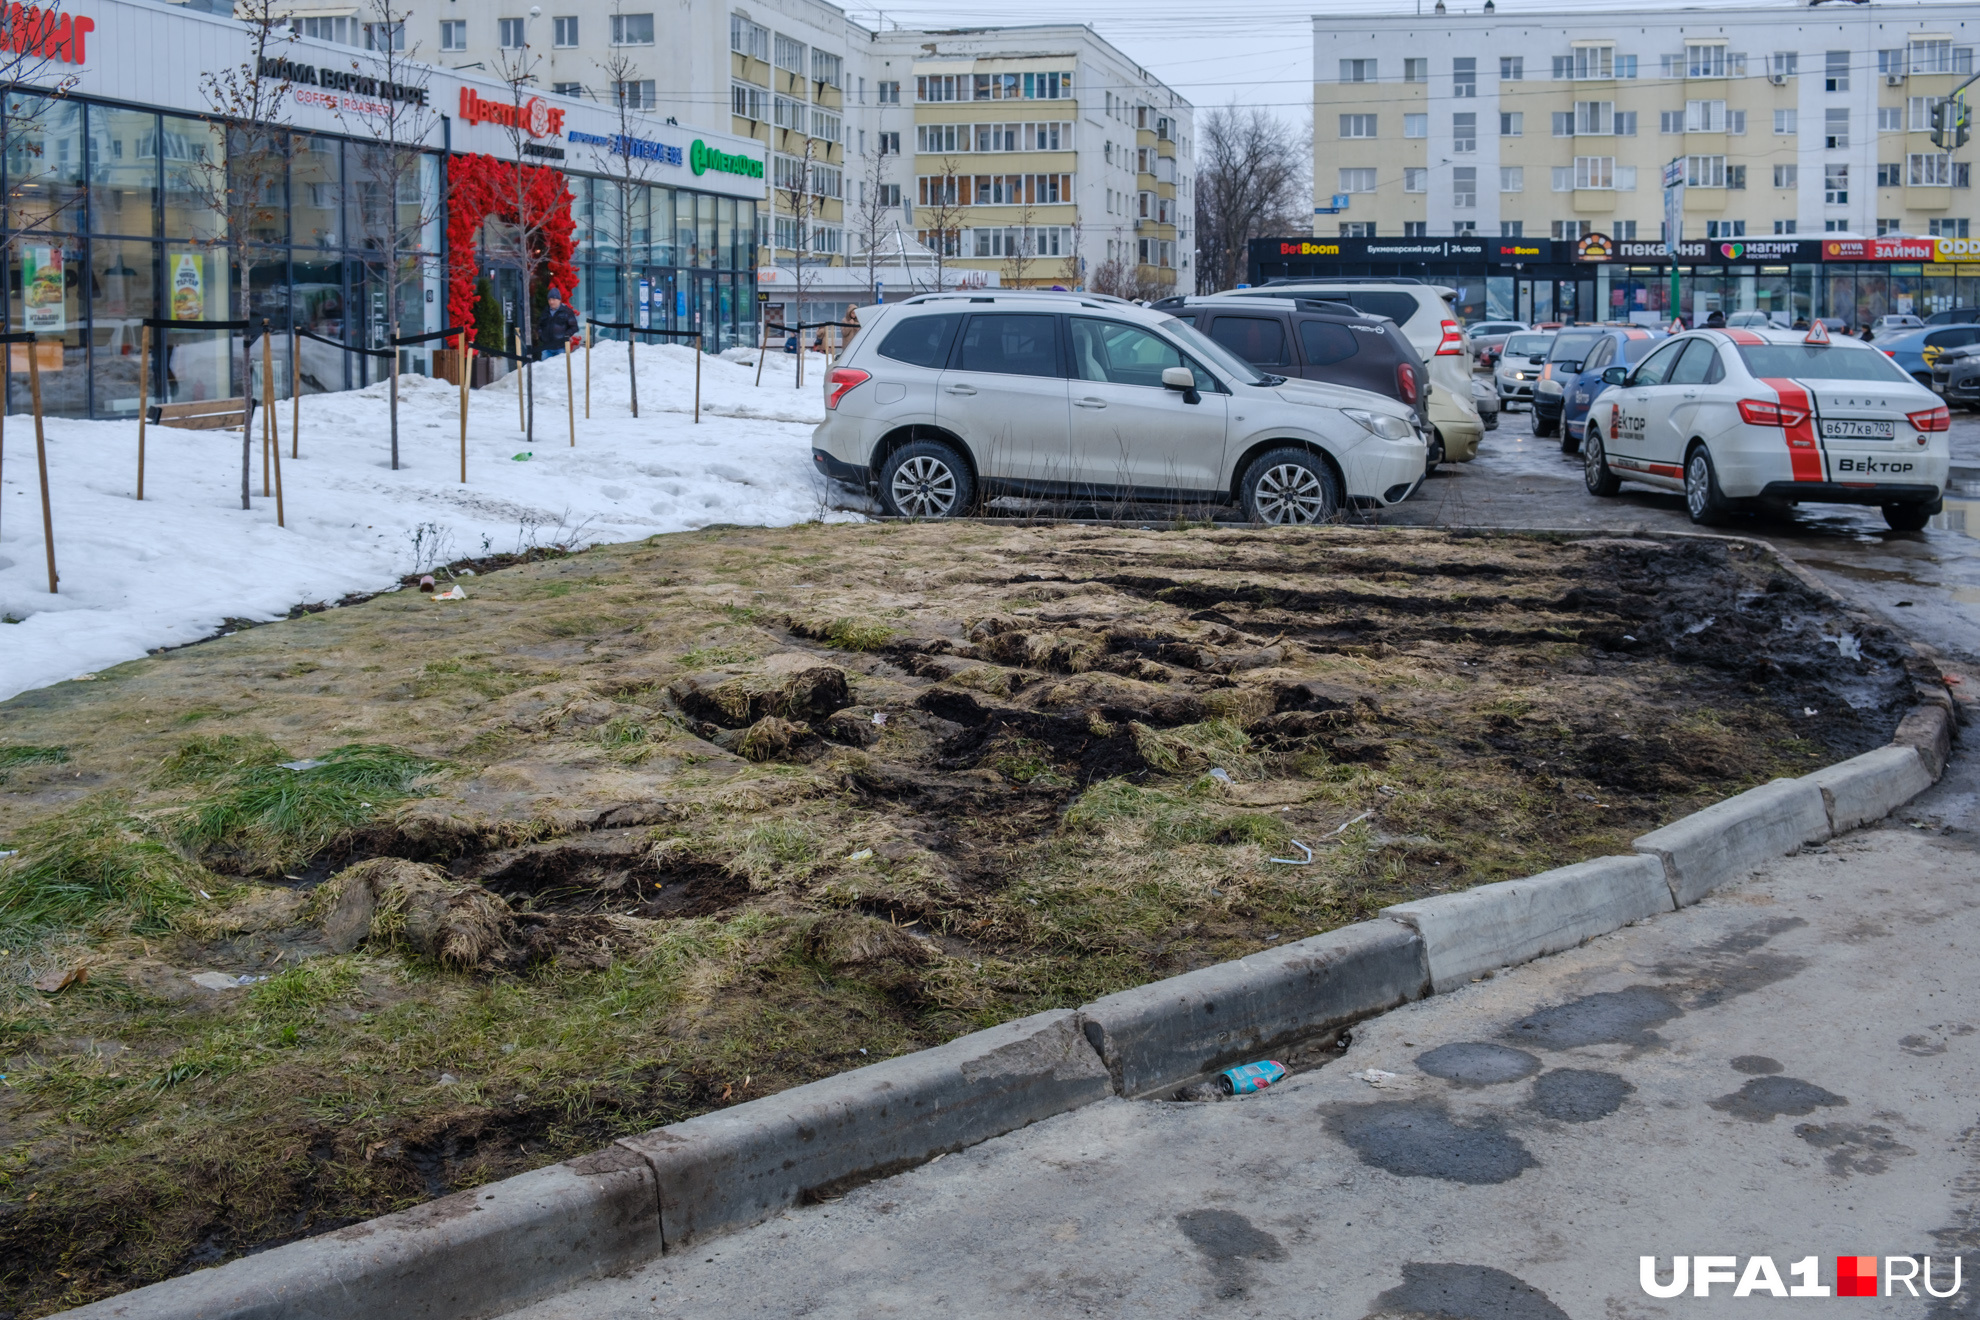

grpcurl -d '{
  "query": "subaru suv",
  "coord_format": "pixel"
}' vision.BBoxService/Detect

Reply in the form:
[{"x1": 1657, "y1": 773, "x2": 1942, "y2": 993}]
[{"x1": 810, "y1": 293, "x2": 1428, "y2": 523}]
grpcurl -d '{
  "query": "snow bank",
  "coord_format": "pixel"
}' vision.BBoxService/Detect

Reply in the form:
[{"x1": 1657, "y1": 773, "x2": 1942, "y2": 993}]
[{"x1": 0, "y1": 341, "x2": 861, "y2": 704}]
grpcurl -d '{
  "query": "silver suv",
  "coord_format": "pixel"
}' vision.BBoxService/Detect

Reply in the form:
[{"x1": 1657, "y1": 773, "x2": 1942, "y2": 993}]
[{"x1": 810, "y1": 293, "x2": 1428, "y2": 523}]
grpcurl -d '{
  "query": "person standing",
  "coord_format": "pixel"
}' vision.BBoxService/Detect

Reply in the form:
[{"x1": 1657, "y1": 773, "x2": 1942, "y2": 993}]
[{"x1": 537, "y1": 289, "x2": 580, "y2": 358}]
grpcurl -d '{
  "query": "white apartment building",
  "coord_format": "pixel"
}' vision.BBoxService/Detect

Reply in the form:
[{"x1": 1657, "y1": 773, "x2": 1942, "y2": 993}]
[{"x1": 1314, "y1": 2, "x2": 1975, "y2": 243}]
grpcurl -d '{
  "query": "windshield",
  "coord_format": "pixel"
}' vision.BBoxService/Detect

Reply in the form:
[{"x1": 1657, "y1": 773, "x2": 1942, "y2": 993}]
[
  {"x1": 1735, "y1": 345, "x2": 1914, "y2": 383},
  {"x1": 1549, "y1": 332, "x2": 1602, "y2": 364},
  {"x1": 1160, "y1": 316, "x2": 1270, "y2": 385},
  {"x1": 1505, "y1": 334, "x2": 1552, "y2": 356}
]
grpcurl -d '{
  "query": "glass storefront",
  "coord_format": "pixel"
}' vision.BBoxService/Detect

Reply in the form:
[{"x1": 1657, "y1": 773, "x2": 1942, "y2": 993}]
[{"x1": 0, "y1": 93, "x2": 759, "y2": 418}]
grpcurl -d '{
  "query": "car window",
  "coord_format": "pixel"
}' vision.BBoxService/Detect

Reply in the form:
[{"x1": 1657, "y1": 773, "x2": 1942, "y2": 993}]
[
  {"x1": 1927, "y1": 328, "x2": 1979, "y2": 349},
  {"x1": 1070, "y1": 317, "x2": 1192, "y2": 387},
  {"x1": 1622, "y1": 337, "x2": 1666, "y2": 364},
  {"x1": 1582, "y1": 339, "x2": 1614, "y2": 372},
  {"x1": 1297, "y1": 320, "x2": 1360, "y2": 366},
  {"x1": 1206, "y1": 315, "x2": 1291, "y2": 368},
  {"x1": 1505, "y1": 334, "x2": 1552, "y2": 357},
  {"x1": 1159, "y1": 316, "x2": 1262, "y2": 387},
  {"x1": 1734, "y1": 344, "x2": 1915, "y2": 383},
  {"x1": 955, "y1": 313, "x2": 1061, "y2": 379},
  {"x1": 1309, "y1": 290, "x2": 1421, "y2": 326},
  {"x1": 1169, "y1": 312, "x2": 1197, "y2": 326},
  {"x1": 1668, "y1": 338, "x2": 1721, "y2": 385},
  {"x1": 1629, "y1": 337, "x2": 1689, "y2": 387},
  {"x1": 877, "y1": 313, "x2": 963, "y2": 369},
  {"x1": 1549, "y1": 332, "x2": 1602, "y2": 365}
]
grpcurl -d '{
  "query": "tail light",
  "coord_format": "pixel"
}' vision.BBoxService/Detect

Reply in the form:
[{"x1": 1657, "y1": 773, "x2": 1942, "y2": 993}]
[
  {"x1": 1737, "y1": 398, "x2": 1810, "y2": 428},
  {"x1": 1908, "y1": 403, "x2": 1950, "y2": 432},
  {"x1": 1884, "y1": 350, "x2": 1898, "y2": 358},
  {"x1": 1435, "y1": 318, "x2": 1465, "y2": 356},
  {"x1": 1395, "y1": 361, "x2": 1419, "y2": 404},
  {"x1": 825, "y1": 367, "x2": 870, "y2": 410}
]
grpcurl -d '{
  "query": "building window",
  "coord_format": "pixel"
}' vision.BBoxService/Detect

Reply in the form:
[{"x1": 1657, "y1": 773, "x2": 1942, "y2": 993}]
[
  {"x1": 614, "y1": 80, "x2": 656, "y2": 109},
  {"x1": 1453, "y1": 113, "x2": 1476, "y2": 152},
  {"x1": 1824, "y1": 164, "x2": 1848, "y2": 204},
  {"x1": 811, "y1": 109, "x2": 841, "y2": 143},
  {"x1": 1341, "y1": 58, "x2": 1375, "y2": 82},
  {"x1": 1500, "y1": 220, "x2": 1523, "y2": 236},
  {"x1": 1452, "y1": 166, "x2": 1477, "y2": 207},
  {"x1": 1500, "y1": 112, "x2": 1522, "y2": 137},
  {"x1": 1404, "y1": 167, "x2": 1427, "y2": 193},
  {"x1": 1340, "y1": 114, "x2": 1378, "y2": 138},
  {"x1": 1405, "y1": 114, "x2": 1427, "y2": 138},
  {"x1": 773, "y1": 95, "x2": 803, "y2": 129},
  {"x1": 1454, "y1": 57, "x2": 1476, "y2": 97},
  {"x1": 1825, "y1": 50, "x2": 1848, "y2": 93},
  {"x1": 1908, "y1": 39, "x2": 1953, "y2": 75},
  {"x1": 1551, "y1": 166, "x2": 1573, "y2": 192},
  {"x1": 916, "y1": 75, "x2": 960, "y2": 102},
  {"x1": 1552, "y1": 55, "x2": 1570, "y2": 80},
  {"x1": 1908, "y1": 96, "x2": 1945, "y2": 133},
  {"x1": 1404, "y1": 57, "x2": 1427, "y2": 83},
  {"x1": 1616, "y1": 111, "x2": 1637, "y2": 136},
  {"x1": 1930, "y1": 218, "x2": 1971, "y2": 237},
  {"x1": 1877, "y1": 217, "x2": 1903, "y2": 236},
  {"x1": 1774, "y1": 109, "x2": 1796, "y2": 135},
  {"x1": 1341, "y1": 222, "x2": 1376, "y2": 237},
  {"x1": 1616, "y1": 221, "x2": 1637, "y2": 238},
  {"x1": 1453, "y1": 220, "x2": 1477, "y2": 235},
  {"x1": 1728, "y1": 165, "x2": 1746, "y2": 190},
  {"x1": 1501, "y1": 166, "x2": 1524, "y2": 192},
  {"x1": 1729, "y1": 110, "x2": 1746, "y2": 134},
  {"x1": 1706, "y1": 220, "x2": 1746, "y2": 238},
  {"x1": 1771, "y1": 51, "x2": 1798, "y2": 79},
  {"x1": 1686, "y1": 44, "x2": 1725, "y2": 79},
  {"x1": 731, "y1": 15, "x2": 769, "y2": 60},
  {"x1": 611, "y1": 12, "x2": 653, "y2": 45},
  {"x1": 877, "y1": 131, "x2": 899, "y2": 155},
  {"x1": 1824, "y1": 108, "x2": 1849, "y2": 150},
  {"x1": 439, "y1": 18, "x2": 465, "y2": 51},
  {"x1": 552, "y1": 82, "x2": 582, "y2": 98},
  {"x1": 1876, "y1": 162, "x2": 1901, "y2": 187},
  {"x1": 1574, "y1": 46, "x2": 1614, "y2": 80},
  {"x1": 497, "y1": 17, "x2": 524, "y2": 48},
  {"x1": 812, "y1": 51, "x2": 842, "y2": 87},
  {"x1": 1574, "y1": 156, "x2": 1614, "y2": 189},
  {"x1": 1575, "y1": 101, "x2": 1614, "y2": 135},
  {"x1": 1685, "y1": 100, "x2": 1724, "y2": 133},
  {"x1": 1774, "y1": 219, "x2": 1797, "y2": 234},
  {"x1": 1552, "y1": 220, "x2": 1589, "y2": 240},
  {"x1": 1686, "y1": 155, "x2": 1727, "y2": 188},
  {"x1": 1500, "y1": 56, "x2": 1522, "y2": 81},
  {"x1": 1774, "y1": 164, "x2": 1798, "y2": 188},
  {"x1": 1823, "y1": 219, "x2": 1848, "y2": 232},
  {"x1": 1553, "y1": 111, "x2": 1574, "y2": 137},
  {"x1": 773, "y1": 32, "x2": 806, "y2": 72},
  {"x1": 552, "y1": 15, "x2": 576, "y2": 47},
  {"x1": 1404, "y1": 221, "x2": 1427, "y2": 237},
  {"x1": 1659, "y1": 110, "x2": 1681, "y2": 135},
  {"x1": 1620, "y1": 55, "x2": 1639, "y2": 78},
  {"x1": 1876, "y1": 106, "x2": 1901, "y2": 133},
  {"x1": 362, "y1": 20, "x2": 403, "y2": 49},
  {"x1": 732, "y1": 84, "x2": 766, "y2": 120},
  {"x1": 1910, "y1": 153, "x2": 1953, "y2": 187},
  {"x1": 1340, "y1": 168, "x2": 1377, "y2": 193},
  {"x1": 878, "y1": 80, "x2": 900, "y2": 104}
]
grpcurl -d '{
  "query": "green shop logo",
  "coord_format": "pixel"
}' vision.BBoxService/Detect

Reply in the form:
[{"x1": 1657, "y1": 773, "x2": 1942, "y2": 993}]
[{"x1": 689, "y1": 140, "x2": 764, "y2": 179}]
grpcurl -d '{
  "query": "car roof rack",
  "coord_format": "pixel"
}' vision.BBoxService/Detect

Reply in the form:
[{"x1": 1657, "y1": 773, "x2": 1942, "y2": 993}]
[{"x1": 1262, "y1": 276, "x2": 1427, "y2": 287}]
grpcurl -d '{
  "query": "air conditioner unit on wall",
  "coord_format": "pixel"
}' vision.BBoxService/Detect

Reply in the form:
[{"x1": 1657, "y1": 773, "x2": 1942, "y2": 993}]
[
  {"x1": 1886, "y1": 73, "x2": 1906, "y2": 86},
  {"x1": 1768, "y1": 72, "x2": 1787, "y2": 85}
]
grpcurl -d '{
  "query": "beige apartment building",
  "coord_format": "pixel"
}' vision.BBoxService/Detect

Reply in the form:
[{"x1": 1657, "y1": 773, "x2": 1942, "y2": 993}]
[{"x1": 1315, "y1": 2, "x2": 1975, "y2": 244}]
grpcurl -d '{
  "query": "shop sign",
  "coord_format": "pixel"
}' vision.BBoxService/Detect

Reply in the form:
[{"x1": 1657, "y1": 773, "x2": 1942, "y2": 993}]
[
  {"x1": 569, "y1": 129, "x2": 683, "y2": 167},
  {"x1": 23, "y1": 245, "x2": 63, "y2": 331},
  {"x1": 169, "y1": 253, "x2": 204, "y2": 321},
  {"x1": 458, "y1": 87, "x2": 565, "y2": 138},
  {"x1": 9, "y1": 5, "x2": 92, "y2": 65},
  {"x1": 1611, "y1": 238, "x2": 1814, "y2": 263},
  {"x1": 1492, "y1": 240, "x2": 1550, "y2": 263},
  {"x1": 1933, "y1": 236, "x2": 1980, "y2": 263},
  {"x1": 258, "y1": 57, "x2": 427, "y2": 106},
  {"x1": 689, "y1": 140, "x2": 764, "y2": 179},
  {"x1": 1362, "y1": 239, "x2": 1485, "y2": 259},
  {"x1": 1575, "y1": 233, "x2": 1616, "y2": 261},
  {"x1": 1823, "y1": 236, "x2": 1936, "y2": 262}
]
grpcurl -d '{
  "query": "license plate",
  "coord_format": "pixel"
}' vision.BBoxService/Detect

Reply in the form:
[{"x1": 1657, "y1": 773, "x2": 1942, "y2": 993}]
[{"x1": 1820, "y1": 419, "x2": 1895, "y2": 439}]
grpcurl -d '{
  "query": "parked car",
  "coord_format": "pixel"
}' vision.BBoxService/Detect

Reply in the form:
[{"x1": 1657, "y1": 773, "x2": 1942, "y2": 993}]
[
  {"x1": 810, "y1": 292, "x2": 1428, "y2": 523},
  {"x1": 1726, "y1": 311, "x2": 1785, "y2": 328},
  {"x1": 1931, "y1": 342, "x2": 1980, "y2": 411},
  {"x1": 1581, "y1": 327, "x2": 1949, "y2": 532},
  {"x1": 1155, "y1": 294, "x2": 1432, "y2": 440},
  {"x1": 1869, "y1": 314, "x2": 1925, "y2": 337},
  {"x1": 1208, "y1": 279, "x2": 1485, "y2": 463},
  {"x1": 1471, "y1": 377, "x2": 1500, "y2": 431},
  {"x1": 1541, "y1": 327, "x2": 1669, "y2": 453},
  {"x1": 1465, "y1": 320, "x2": 1530, "y2": 370},
  {"x1": 1873, "y1": 323, "x2": 1980, "y2": 388},
  {"x1": 1924, "y1": 306, "x2": 1980, "y2": 326},
  {"x1": 1531, "y1": 326, "x2": 1665, "y2": 441},
  {"x1": 1494, "y1": 331, "x2": 1555, "y2": 408}
]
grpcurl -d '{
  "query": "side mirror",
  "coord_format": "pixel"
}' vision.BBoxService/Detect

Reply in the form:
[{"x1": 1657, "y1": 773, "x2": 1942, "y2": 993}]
[
  {"x1": 1528, "y1": 354, "x2": 1546, "y2": 364},
  {"x1": 1161, "y1": 366, "x2": 1196, "y2": 390},
  {"x1": 1602, "y1": 366, "x2": 1629, "y2": 386}
]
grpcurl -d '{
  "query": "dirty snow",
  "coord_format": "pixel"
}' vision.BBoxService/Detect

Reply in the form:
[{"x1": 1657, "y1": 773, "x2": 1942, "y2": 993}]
[{"x1": 0, "y1": 343, "x2": 858, "y2": 703}]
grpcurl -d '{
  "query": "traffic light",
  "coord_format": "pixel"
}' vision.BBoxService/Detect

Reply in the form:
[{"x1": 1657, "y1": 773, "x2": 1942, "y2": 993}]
[{"x1": 1931, "y1": 97, "x2": 1971, "y2": 150}]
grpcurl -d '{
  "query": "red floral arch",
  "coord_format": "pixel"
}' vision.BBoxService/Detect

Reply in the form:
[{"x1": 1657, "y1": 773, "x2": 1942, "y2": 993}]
[{"x1": 445, "y1": 152, "x2": 578, "y2": 335}]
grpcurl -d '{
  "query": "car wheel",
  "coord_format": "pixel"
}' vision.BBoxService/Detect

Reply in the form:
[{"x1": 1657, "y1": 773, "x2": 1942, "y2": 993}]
[
  {"x1": 1882, "y1": 502, "x2": 1933, "y2": 533},
  {"x1": 879, "y1": 439, "x2": 975, "y2": 519},
  {"x1": 1583, "y1": 426, "x2": 1621, "y2": 497},
  {"x1": 1532, "y1": 411, "x2": 1558, "y2": 438},
  {"x1": 1559, "y1": 423, "x2": 1581, "y2": 456},
  {"x1": 1425, "y1": 429, "x2": 1447, "y2": 469},
  {"x1": 1683, "y1": 444, "x2": 1734, "y2": 526},
  {"x1": 1240, "y1": 447, "x2": 1341, "y2": 525}
]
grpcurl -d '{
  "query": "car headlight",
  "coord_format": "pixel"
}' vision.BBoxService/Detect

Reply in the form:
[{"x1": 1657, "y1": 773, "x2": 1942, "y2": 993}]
[
  {"x1": 1342, "y1": 408, "x2": 1417, "y2": 441},
  {"x1": 1536, "y1": 378, "x2": 1563, "y2": 395}
]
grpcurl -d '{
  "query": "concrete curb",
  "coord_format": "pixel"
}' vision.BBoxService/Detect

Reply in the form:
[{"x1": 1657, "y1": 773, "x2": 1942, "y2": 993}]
[
  {"x1": 616, "y1": 1008, "x2": 1110, "y2": 1246},
  {"x1": 1632, "y1": 776, "x2": 1834, "y2": 907},
  {"x1": 1381, "y1": 855, "x2": 1675, "y2": 995}
]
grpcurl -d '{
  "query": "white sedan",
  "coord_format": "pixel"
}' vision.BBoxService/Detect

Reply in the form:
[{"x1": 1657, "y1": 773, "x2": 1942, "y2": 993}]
[{"x1": 1580, "y1": 326, "x2": 1950, "y2": 531}]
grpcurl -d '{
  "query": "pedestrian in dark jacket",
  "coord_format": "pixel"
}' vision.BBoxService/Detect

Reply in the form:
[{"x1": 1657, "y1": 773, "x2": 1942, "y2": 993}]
[{"x1": 538, "y1": 290, "x2": 580, "y2": 356}]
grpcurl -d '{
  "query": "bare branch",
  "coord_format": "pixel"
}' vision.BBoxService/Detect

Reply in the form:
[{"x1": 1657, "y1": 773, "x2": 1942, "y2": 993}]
[{"x1": 1192, "y1": 103, "x2": 1306, "y2": 293}]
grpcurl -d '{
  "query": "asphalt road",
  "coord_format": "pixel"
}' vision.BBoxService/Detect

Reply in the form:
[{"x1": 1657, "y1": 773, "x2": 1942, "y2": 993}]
[{"x1": 503, "y1": 400, "x2": 1980, "y2": 1320}]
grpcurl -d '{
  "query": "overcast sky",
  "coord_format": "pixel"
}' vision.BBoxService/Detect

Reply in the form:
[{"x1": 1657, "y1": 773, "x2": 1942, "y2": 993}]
[{"x1": 837, "y1": 0, "x2": 1911, "y2": 122}]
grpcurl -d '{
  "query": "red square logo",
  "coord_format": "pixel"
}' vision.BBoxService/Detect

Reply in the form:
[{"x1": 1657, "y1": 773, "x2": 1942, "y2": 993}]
[{"x1": 1838, "y1": 1256, "x2": 1878, "y2": 1297}]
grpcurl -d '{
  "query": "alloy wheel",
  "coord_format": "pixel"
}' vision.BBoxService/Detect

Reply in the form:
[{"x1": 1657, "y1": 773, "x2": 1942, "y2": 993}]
[
  {"x1": 1686, "y1": 453, "x2": 1710, "y2": 521},
  {"x1": 1252, "y1": 463, "x2": 1329, "y2": 524},
  {"x1": 890, "y1": 455, "x2": 958, "y2": 518}
]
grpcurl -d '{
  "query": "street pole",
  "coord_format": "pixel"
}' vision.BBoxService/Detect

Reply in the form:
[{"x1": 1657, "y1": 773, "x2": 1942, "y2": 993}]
[{"x1": 1663, "y1": 158, "x2": 1685, "y2": 326}]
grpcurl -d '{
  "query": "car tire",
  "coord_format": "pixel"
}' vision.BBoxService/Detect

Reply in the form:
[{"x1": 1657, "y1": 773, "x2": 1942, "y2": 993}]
[
  {"x1": 1882, "y1": 502, "x2": 1933, "y2": 533},
  {"x1": 1239, "y1": 447, "x2": 1342, "y2": 525},
  {"x1": 1559, "y1": 424, "x2": 1581, "y2": 456},
  {"x1": 1425, "y1": 429, "x2": 1447, "y2": 469},
  {"x1": 1532, "y1": 411, "x2": 1558, "y2": 438},
  {"x1": 1684, "y1": 444, "x2": 1735, "y2": 526},
  {"x1": 879, "y1": 439, "x2": 976, "y2": 519},
  {"x1": 1583, "y1": 426, "x2": 1621, "y2": 497}
]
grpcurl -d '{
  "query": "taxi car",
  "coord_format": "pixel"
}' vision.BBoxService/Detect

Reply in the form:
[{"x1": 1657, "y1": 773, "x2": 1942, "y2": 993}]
[{"x1": 1579, "y1": 324, "x2": 1950, "y2": 531}]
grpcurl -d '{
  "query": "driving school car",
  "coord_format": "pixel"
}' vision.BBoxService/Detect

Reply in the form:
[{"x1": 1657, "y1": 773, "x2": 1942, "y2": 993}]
[{"x1": 1580, "y1": 324, "x2": 1950, "y2": 532}]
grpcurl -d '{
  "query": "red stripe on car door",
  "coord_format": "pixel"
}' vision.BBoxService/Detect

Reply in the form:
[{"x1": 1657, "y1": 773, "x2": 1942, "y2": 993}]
[{"x1": 1760, "y1": 377, "x2": 1824, "y2": 481}]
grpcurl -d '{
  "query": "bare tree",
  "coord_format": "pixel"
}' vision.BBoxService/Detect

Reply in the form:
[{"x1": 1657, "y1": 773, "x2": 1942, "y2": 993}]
[
  {"x1": 776, "y1": 138, "x2": 818, "y2": 344},
  {"x1": 1088, "y1": 253, "x2": 1170, "y2": 303},
  {"x1": 596, "y1": 4, "x2": 659, "y2": 360},
  {"x1": 915, "y1": 156, "x2": 967, "y2": 294},
  {"x1": 1000, "y1": 201, "x2": 1038, "y2": 288},
  {"x1": 488, "y1": 21, "x2": 561, "y2": 444},
  {"x1": 338, "y1": 0, "x2": 441, "y2": 469},
  {"x1": 1193, "y1": 102, "x2": 1306, "y2": 294},
  {"x1": 852, "y1": 147, "x2": 896, "y2": 300},
  {"x1": 1059, "y1": 219, "x2": 1083, "y2": 290},
  {"x1": 188, "y1": 0, "x2": 294, "y2": 507}
]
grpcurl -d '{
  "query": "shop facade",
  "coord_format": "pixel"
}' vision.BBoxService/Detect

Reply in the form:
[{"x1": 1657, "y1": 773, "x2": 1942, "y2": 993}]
[
  {"x1": 10, "y1": 0, "x2": 767, "y2": 419},
  {"x1": 1249, "y1": 235, "x2": 1980, "y2": 328}
]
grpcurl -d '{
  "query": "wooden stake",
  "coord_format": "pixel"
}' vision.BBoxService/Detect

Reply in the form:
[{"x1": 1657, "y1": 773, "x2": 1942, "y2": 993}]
[
  {"x1": 29, "y1": 342, "x2": 56, "y2": 593},
  {"x1": 565, "y1": 339, "x2": 575, "y2": 446},
  {"x1": 694, "y1": 333, "x2": 701, "y2": 425},
  {"x1": 289, "y1": 328, "x2": 300, "y2": 458},
  {"x1": 459, "y1": 335, "x2": 471, "y2": 484},
  {"x1": 263, "y1": 323, "x2": 283, "y2": 527},
  {"x1": 260, "y1": 330, "x2": 271, "y2": 497},
  {"x1": 514, "y1": 327, "x2": 525, "y2": 431},
  {"x1": 627, "y1": 329, "x2": 639, "y2": 418},
  {"x1": 754, "y1": 312, "x2": 769, "y2": 388},
  {"x1": 136, "y1": 323, "x2": 150, "y2": 500},
  {"x1": 583, "y1": 321, "x2": 591, "y2": 419},
  {"x1": 389, "y1": 338, "x2": 401, "y2": 469}
]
